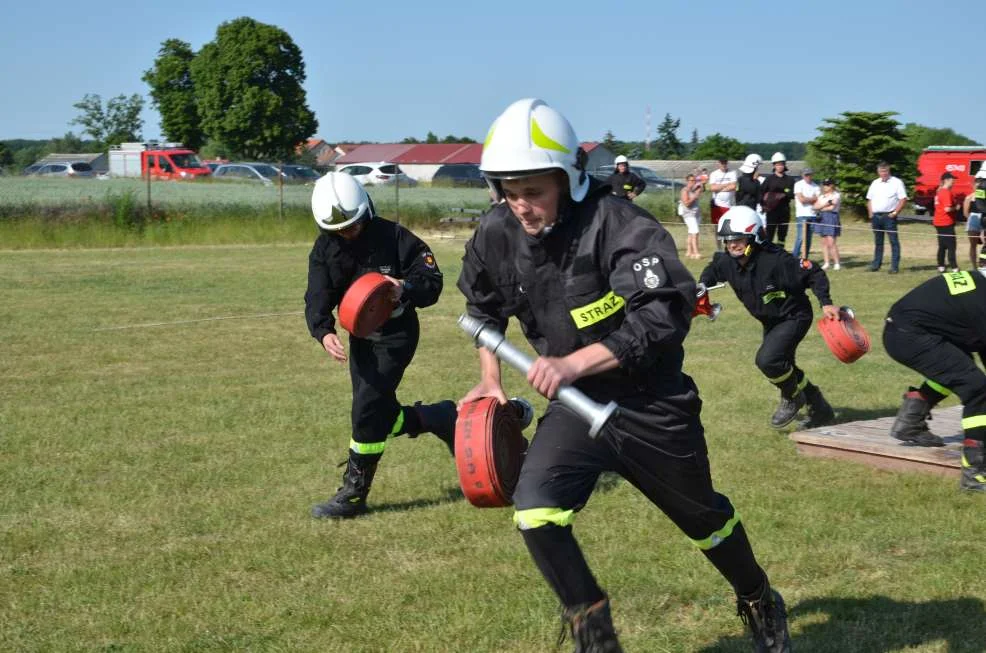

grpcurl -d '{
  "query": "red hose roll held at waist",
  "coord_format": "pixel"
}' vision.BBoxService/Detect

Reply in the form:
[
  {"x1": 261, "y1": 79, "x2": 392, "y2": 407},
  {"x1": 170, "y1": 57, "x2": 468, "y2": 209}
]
[{"x1": 455, "y1": 397, "x2": 529, "y2": 508}]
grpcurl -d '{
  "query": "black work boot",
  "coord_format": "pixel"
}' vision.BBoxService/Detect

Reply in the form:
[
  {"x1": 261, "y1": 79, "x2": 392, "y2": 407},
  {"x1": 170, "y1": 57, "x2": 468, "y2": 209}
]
[
  {"x1": 413, "y1": 400, "x2": 459, "y2": 455},
  {"x1": 559, "y1": 597, "x2": 623, "y2": 653},
  {"x1": 311, "y1": 452, "x2": 379, "y2": 519},
  {"x1": 737, "y1": 584, "x2": 791, "y2": 653},
  {"x1": 960, "y1": 440, "x2": 986, "y2": 492},
  {"x1": 800, "y1": 384, "x2": 835, "y2": 428},
  {"x1": 770, "y1": 392, "x2": 805, "y2": 429},
  {"x1": 890, "y1": 390, "x2": 943, "y2": 447}
]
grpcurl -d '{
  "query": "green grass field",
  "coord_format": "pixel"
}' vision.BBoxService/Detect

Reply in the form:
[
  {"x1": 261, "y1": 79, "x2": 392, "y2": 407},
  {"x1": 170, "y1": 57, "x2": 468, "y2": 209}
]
[{"x1": 2, "y1": 223, "x2": 985, "y2": 652}]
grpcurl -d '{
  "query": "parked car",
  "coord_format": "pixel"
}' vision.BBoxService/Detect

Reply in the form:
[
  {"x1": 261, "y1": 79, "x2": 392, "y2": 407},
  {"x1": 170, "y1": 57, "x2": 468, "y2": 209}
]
[
  {"x1": 337, "y1": 162, "x2": 416, "y2": 186},
  {"x1": 202, "y1": 159, "x2": 229, "y2": 173},
  {"x1": 22, "y1": 164, "x2": 44, "y2": 175},
  {"x1": 211, "y1": 162, "x2": 281, "y2": 185},
  {"x1": 32, "y1": 162, "x2": 96, "y2": 178},
  {"x1": 592, "y1": 164, "x2": 674, "y2": 191},
  {"x1": 431, "y1": 164, "x2": 486, "y2": 188},
  {"x1": 277, "y1": 164, "x2": 321, "y2": 184}
]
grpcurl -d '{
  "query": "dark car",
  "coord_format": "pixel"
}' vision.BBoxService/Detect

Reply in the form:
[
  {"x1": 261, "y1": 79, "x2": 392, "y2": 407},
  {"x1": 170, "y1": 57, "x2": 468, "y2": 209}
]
[
  {"x1": 211, "y1": 162, "x2": 281, "y2": 185},
  {"x1": 431, "y1": 164, "x2": 486, "y2": 188},
  {"x1": 278, "y1": 164, "x2": 321, "y2": 184},
  {"x1": 593, "y1": 164, "x2": 674, "y2": 191}
]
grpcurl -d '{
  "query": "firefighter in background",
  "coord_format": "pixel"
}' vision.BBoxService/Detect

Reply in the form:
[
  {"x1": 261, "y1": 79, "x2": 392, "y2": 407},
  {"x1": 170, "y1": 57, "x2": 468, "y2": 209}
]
[
  {"x1": 459, "y1": 98, "x2": 791, "y2": 652},
  {"x1": 605, "y1": 154, "x2": 646, "y2": 201},
  {"x1": 884, "y1": 270, "x2": 986, "y2": 492},
  {"x1": 699, "y1": 206, "x2": 839, "y2": 429},
  {"x1": 304, "y1": 172, "x2": 461, "y2": 519}
]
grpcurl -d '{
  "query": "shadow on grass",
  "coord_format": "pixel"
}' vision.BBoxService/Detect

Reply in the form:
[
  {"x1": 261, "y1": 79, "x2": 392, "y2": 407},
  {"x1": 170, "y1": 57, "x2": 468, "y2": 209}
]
[
  {"x1": 698, "y1": 595, "x2": 986, "y2": 652},
  {"x1": 832, "y1": 405, "x2": 900, "y2": 423},
  {"x1": 370, "y1": 487, "x2": 465, "y2": 514}
]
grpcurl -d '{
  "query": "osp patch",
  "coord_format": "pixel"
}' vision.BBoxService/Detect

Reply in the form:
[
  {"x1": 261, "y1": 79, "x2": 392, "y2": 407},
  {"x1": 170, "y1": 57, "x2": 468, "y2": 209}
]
[
  {"x1": 800, "y1": 258, "x2": 812, "y2": 270},
  {"x1": 632, "y1": 255, "x2": 667, "y2": 290},
  {"x1": 422, "y1": 251, "x2": 437, "y2": 269}
]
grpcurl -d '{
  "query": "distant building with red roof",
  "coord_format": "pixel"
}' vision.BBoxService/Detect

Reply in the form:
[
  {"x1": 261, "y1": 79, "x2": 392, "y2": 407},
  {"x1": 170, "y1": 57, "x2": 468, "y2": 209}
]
[{"x1": 332, "y1": 141, "x2": 614, "y2": 183}]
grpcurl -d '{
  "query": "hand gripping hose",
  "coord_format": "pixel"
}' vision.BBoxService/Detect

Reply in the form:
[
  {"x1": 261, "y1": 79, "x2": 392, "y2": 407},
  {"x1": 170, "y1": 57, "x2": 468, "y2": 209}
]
[{"x1": 457, "y1": 315, "x2": 619, "y2": 439}]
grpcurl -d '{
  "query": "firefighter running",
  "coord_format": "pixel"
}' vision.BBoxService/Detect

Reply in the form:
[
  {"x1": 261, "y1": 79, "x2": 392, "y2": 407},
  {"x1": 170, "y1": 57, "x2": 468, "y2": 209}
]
[
  {"x1": 305, "y1": 172, "x2": 466, "y2": 518},
  {"x1": 458, "y1": 98, "x2": 791, "y2": 652},
  {"x1": 699, "y1": 206, "x2": 839, "y2": 429},
  {"x1": 883, "y1": 270, "x2": 986, "y2": 492}
]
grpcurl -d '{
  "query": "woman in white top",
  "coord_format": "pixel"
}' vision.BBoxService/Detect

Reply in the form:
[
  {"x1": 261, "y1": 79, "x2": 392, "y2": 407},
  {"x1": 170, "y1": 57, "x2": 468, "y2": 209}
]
[
  {"x1": 678, "y1": 173, "x2": 704, "y2": 258},
  {"x1": 812, "y1": 178, "x2": 841, "y2": 270}
]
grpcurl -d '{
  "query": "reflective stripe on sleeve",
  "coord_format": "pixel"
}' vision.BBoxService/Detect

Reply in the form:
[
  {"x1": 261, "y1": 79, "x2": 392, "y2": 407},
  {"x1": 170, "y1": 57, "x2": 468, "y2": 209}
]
[{"x1": 961, "y1": 415, "x2": 986, "y2": 431}]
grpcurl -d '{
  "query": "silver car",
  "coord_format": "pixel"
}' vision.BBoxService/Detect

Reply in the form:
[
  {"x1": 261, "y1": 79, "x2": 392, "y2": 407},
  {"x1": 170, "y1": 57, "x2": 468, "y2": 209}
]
[{"x1": 33, "y1": 162, "x2": 96, "y2": 178}]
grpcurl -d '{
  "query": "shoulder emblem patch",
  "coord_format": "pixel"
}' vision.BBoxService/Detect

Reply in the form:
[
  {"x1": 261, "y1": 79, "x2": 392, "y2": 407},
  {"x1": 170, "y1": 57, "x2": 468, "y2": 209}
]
[
  {"x1": 422, "y1": 252, "x2": 437, "y2": 269},
  {"x1": 800, "y1": 258, "x2": 812, "y2": 270},
  {"x1": 632, "y1": 255, "x2": 667, "y2": 291}
]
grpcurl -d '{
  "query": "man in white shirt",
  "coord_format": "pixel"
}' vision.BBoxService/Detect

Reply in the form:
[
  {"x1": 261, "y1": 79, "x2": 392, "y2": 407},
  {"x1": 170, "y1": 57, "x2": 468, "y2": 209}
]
[
  {"x1": 866, "y1": 161, "x2": 908, "y2": 274},
  {"x1": 792, "y1": 168, "x2": 820, "y2": 258},
  {"x1": 708, "y1": 157, "x2": 738, "y2": 226}
]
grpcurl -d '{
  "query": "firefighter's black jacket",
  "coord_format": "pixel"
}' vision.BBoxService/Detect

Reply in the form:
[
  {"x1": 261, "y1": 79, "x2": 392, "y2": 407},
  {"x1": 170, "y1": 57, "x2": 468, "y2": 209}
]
[
  {"x1": 698, "y1": 242, "x2": 832, "y2": 324},
  {"x1": 458, "y1": 180, "x2": 696, "y2": 398},
  {"x1": 606, "y1": 170, "x2": 646, "y2": 199},
  {"x1": 736, "y1": 173, "x2": 762, "y2": 210},
  {"x1": 305, "y1": 217, "x2": 443, "y2": 342},
  {"x1": 888, "y1": 271, "x2": 986, "y2": 352},
  {"x1": 761, "y1": 172, "x2": 795, "y2": 212}
]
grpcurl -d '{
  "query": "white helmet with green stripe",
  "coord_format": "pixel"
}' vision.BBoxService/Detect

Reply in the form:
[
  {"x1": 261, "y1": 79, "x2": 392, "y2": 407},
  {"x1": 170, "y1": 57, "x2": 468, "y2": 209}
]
[{"x1": 480, "y1": 98, "x2": 589, "y2": 202}]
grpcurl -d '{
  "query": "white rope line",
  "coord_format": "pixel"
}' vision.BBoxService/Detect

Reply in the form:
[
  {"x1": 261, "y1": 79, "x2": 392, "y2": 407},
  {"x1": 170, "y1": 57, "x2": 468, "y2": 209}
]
[
  {"x1": 677, "y1": 218, "x2": 982, "y2": 240},
  {"x1": 93, "y1": 311, "x2": 303, "y2": 332}
]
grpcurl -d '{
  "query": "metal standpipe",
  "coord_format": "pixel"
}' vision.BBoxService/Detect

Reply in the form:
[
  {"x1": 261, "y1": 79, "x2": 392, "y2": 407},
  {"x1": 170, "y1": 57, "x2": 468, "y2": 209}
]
[{"x1": 457, "y1": 315, "x2": 619, "y2": 439}]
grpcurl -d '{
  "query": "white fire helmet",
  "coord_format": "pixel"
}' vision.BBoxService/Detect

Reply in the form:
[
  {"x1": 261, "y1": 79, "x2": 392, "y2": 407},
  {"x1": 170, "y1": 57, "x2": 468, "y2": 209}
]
[
  {"x1": 717, "y1": 206, "x2": 765, "y2": 253},
  {"x1": 479, "y1": 98, "x2": 589, "y2": 202},
  {"x1": 739, "y1": 154, "x2": 762, "y2": 174},
  {"x1": 311, "y1": 172, "x2": 373, "y2": 232},
  {"x1": 770, "y1": 152, "x2": 786, "y2": 164},
  {"x1": 614, "y1": 155, "x2": 629, "y2": 165}
]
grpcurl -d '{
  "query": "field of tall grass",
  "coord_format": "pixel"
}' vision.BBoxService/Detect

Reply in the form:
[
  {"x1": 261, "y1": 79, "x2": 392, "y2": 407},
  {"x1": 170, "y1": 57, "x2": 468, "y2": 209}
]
[{"x1": 0, "y1": 178, "x2": 683, "y2": 249}]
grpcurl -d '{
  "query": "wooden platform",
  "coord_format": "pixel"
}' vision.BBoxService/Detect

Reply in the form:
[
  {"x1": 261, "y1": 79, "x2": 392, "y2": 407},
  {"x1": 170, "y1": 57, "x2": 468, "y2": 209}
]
[{"x1": 790, "y1": 406, "x2": 963, "y2": 476}]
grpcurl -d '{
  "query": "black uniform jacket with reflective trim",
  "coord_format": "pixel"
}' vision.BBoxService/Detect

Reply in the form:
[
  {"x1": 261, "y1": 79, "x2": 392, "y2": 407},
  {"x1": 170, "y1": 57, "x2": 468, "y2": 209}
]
[
  {"x1": 888, "y1": 271, "x2": 986, "y2": 352},
  {"x1": 305, "y1": 217, "x2": 443, "y2": 341},
  {"x1": 458, "y1": 181, "x2": 697, "y2": 398},
  {"x1": 605, "y1": 171, "x2": 646, "y2": 199},
  {"x1": 698, "y1": 242, "x2": 832, "y2": 324}
]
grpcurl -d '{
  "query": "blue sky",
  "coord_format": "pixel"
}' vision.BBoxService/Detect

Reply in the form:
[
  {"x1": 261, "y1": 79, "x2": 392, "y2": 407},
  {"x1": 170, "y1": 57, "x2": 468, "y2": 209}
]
[{"x1": 2, "y1": 0, "x2": 983, "y2": 145}]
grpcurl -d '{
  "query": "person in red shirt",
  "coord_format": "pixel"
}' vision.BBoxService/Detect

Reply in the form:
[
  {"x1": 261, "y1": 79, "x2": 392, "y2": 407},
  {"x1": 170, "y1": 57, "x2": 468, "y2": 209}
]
[{"x1": 933, "y1": 172, "x2": 959, "y2": 272}]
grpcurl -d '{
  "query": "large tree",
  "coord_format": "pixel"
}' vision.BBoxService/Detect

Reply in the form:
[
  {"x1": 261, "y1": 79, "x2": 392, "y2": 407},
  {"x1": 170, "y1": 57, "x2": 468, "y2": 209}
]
[
  {"x1": 142, "y1": 39, "x2": 203, "y2": 149},
  {"x1": 71, "y1": 93, "x2": 144, "y2": 144},
  {"x1": 806, "y1": 111, "x2": 914, "y2": 209},
  {"x1": 191, "y1": 17, "x2": 317, "y2": 160},
  {"x1": 691, "y1": 133, "x2": 746, "y2": 161}
]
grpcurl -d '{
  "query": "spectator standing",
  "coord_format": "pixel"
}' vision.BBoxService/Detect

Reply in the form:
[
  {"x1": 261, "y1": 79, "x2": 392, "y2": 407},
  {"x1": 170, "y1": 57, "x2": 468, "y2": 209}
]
[
  {"x1": 865, "y1": 162, "x2": 908, "y2": 274},
  {"x1": 735, "y1": 154, "x2": 763, "y2": 211},
  {"x1": 933, "y1": 172, "x2": 959, "y2": 272},
  {"x1": 678, "y1": 172, "x2": 704, "y2": 258},
  {"x1": 761, "y1": 153, "x2": 796, "y2": 246},
  {"x1": 606, "y1": 155, "x2": 646, "y2": 201},
  {"x1": 792, "y1": 168, "x2": 820, "y2": 258},
  {"x1": 708, "y1": 158, "x2": 737, "y2": 227},
  {"x1": 812, "y1": 178, "x2": 842, "y2": 270}
]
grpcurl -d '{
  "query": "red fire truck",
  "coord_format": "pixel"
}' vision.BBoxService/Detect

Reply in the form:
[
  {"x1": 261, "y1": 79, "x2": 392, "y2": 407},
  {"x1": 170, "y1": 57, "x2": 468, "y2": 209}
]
[
  {"x1": 913, "y1": 146, "x2": 986, "y2": 214},
  {"x1": 108, "y1": 142, "x2": 212, "y2": 180}
]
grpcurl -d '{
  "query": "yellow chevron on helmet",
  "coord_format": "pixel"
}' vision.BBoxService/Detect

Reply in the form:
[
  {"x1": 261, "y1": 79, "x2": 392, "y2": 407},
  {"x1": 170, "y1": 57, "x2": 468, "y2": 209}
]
[{"x1": 480, "y1": 98, "x2": 589, "y2": 202}]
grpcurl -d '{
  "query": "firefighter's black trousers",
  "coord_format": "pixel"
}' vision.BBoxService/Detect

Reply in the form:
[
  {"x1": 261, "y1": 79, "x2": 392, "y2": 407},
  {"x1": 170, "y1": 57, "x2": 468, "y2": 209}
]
[
  {"x1": 348, "y1": 312, "x2": 419, "y2": 447},
  {"x1": 756, "y1": 317, "x2": 812, "y2": 398},
  {"x1": 512, "y1": 388, "x2": 766, "y2": 605},
  {"x1": 883, "y1": 318, "x2": 986, "y2": 443}
]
